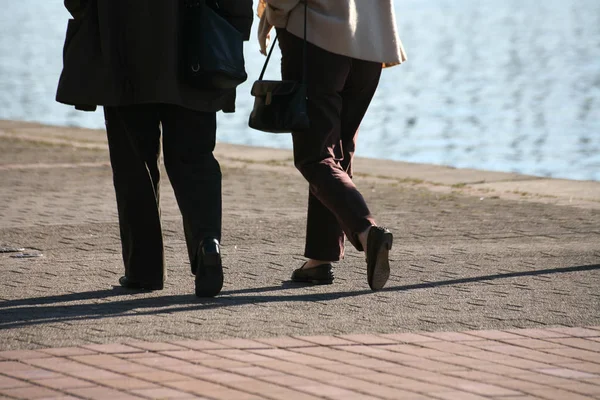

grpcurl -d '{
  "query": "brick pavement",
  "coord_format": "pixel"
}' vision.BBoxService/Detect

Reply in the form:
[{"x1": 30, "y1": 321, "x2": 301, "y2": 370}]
[
  {"x1": 1, "y1": 327, "x2": 600, "y2": 399},
  {"x1": 1, "y1": 120, "x2": 600, "y2": 399}
]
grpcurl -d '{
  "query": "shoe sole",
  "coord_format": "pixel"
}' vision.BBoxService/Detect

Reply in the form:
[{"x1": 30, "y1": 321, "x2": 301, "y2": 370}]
[
  {"x1": 369, "y1": 231, "x2": 393, "y2": 291},
  {"x1": 119, "y1": 277, "x2": 163, "y2": 291}
]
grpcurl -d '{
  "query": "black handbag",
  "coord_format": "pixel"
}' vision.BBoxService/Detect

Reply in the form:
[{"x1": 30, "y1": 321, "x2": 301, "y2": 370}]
[
  {"x1": 248, "y1": 2, "x2": 309, "y2": 133},
  {"x1": 182, "y1": 0, "x2": 247, "y2": 90}
]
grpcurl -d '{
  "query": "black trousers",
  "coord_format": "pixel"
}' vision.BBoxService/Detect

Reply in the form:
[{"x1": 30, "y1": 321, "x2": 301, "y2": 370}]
[
  {"x1": 104, "y1": 104, "x2": 221, "y2": 284},
  {"x1": 278, "y1": 29, "x2": 382, "y2": 262}
]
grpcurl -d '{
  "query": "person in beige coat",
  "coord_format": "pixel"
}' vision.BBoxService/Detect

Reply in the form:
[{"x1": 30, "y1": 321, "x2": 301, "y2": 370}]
[{"x1": 257, "y1": 0, "x2": 406, "y2": 290}]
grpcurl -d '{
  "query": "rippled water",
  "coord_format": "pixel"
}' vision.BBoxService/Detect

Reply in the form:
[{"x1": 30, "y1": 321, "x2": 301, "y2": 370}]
[{"x1": 1, "y1": 0, "x2": 599, "y2": 181}]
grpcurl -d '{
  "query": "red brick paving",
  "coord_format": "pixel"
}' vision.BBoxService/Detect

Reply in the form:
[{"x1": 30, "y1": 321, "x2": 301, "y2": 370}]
[{"x1": 0, "y1": 327, "x2": 599, "y2": 399}]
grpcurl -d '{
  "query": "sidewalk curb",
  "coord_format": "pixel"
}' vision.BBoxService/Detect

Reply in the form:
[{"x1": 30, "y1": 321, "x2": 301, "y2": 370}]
[{"x1": 2, "y1": 119, "x2": 599, "y2": 209}]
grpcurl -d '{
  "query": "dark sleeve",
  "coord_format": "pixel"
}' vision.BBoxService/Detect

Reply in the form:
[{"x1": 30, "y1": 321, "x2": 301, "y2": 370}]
[
  {"x1": 64, "y1": 0, "x2": 89, "y2": 19},
  {"x1": 217, "y1": 0, "x2": 254, "y2": 41}
]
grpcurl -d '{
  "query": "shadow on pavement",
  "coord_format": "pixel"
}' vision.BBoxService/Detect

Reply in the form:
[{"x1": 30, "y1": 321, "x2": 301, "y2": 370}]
[{"x1": 0, "y1": 264, "x2": 598, "y2": 329}]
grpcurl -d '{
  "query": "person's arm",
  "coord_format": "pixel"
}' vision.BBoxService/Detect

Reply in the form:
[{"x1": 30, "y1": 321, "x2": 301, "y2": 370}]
[
  {"x1": 264, "y1": 0, "x2": 301, "y2": 26},
  {"x1": 217, "y1": 0, "x2": 254, "y2": 41},
  {"x1": 64, "y1": 0, "x2": 88, "y2": 19},
  {"x1": 257, "y1": 0, "x2": 301, "y2": 54}
]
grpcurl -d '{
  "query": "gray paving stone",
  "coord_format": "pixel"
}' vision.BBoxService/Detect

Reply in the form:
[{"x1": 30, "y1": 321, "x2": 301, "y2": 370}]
[{"x1": 0, "y1": 125, "x2": 599, "y2": 350}]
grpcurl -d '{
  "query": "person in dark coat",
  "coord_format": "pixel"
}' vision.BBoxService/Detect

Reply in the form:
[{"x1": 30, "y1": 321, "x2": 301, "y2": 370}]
[{"x1": 57, "y1": 0, "x2": 253, "y2": 297}]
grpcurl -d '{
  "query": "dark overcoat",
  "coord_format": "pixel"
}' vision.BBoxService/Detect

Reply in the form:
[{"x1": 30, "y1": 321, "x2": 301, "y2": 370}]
[{"x1": 57, "y1": 0, "x2": 253, "y2": 112}]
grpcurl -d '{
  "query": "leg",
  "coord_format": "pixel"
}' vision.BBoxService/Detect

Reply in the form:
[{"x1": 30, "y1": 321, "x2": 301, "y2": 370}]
[
  {"x1": 340, "y1": 60, "x2": 392, "y2": 291},
  {"x1": 339, "y1": 59, "x2": 384, "y2": 251},
  {"x1": 278, "y1": 29, "x2": 374, "y2": 255},
  {"x1": 104, "y1": 105, "x2": 165, "y2": 287},
  {"x1": 305, "y1": 192, "x2": 344, "y2": 261},
  {"x1": 339, "y1": 60, "x2": 382, "y2": 181},
  {"x1": 277, "y1": 30, "x2": 345, "y2": 263},
  {"x1": 305, "y1": 61, "x2": 383, "y2": 261},
  {"x1": 159, "y1": 104, "x2": 221, "y2": 270}
]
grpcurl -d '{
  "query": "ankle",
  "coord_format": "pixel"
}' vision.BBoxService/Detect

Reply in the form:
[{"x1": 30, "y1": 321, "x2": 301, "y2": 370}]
[{"x1": 358, "y1": 225, "x2": 374, "y2": 252}]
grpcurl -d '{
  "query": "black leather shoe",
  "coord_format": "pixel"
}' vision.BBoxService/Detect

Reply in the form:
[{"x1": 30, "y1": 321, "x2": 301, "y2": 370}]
[
  {"x1": 366, "y1": 226, "x2": 393, "y2": 291},
  {"x1": 195, "y1": 237, "x2": 223, "y2": 298},
  {"x1": 291, "y1": 263, "x2": 334, "y2": 284},
  {"x1": 118, "y1": 276, "x2": 163, "y2": 291}
]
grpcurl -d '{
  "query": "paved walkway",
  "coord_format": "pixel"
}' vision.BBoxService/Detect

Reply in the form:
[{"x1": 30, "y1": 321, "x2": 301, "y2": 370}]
[
  {"x1": 1, "y1": 120, "x2": 599, "y2": 399},
  {"x1": 1, "y1": 327, "x2": 600, "y2": 400}
]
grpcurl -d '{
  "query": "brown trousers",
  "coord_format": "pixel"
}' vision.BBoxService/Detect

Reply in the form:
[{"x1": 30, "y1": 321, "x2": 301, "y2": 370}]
[
  {"x1": 277, "y1": 29, "x2": 383, "y2": 261},
  {"x1": 104, "y1": 104, "x2": 221, "y2": 284}
]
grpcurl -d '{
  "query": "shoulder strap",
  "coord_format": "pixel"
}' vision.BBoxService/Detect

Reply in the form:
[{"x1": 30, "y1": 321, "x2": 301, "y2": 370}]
[{"x1": 258, "y1": 1, "x2": 307, "y2": 83}]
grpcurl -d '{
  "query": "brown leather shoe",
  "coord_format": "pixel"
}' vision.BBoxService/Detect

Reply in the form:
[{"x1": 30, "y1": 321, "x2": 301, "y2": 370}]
[
  {"x1": 291, "y1": 263, "x2": 334, "y2": 284},
  {"x1": 366, "y1": 226, "x2": 393, "y2": 291}
]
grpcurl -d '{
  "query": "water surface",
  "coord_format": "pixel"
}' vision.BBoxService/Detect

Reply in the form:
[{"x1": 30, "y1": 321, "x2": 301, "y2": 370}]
[{"x1": 1, "y1": 0, "x2": 598, "y2": 180}]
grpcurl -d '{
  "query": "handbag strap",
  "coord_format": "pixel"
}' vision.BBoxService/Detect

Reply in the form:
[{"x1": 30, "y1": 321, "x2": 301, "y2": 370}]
[{"x1": 258, "y1": 0, "x2": 308, "y2": 83}]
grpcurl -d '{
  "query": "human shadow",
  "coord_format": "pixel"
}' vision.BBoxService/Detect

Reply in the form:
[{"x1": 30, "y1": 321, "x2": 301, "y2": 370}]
[{"x1": 1, "y1": 263, "x2": 598, "y2": 330}]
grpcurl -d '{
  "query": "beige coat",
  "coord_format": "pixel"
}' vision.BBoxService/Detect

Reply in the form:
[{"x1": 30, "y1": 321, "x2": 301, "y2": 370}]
[{"x1": 258, "y1": 0, "x2": 407, "y2": 67}]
